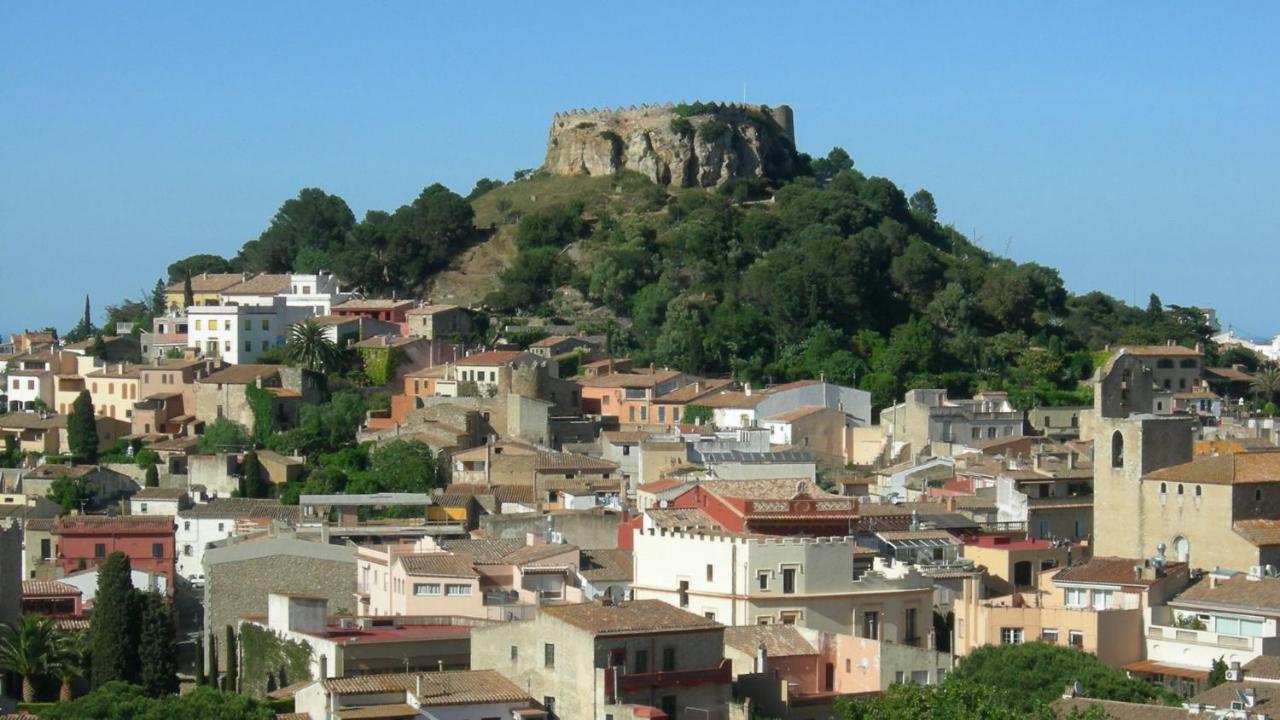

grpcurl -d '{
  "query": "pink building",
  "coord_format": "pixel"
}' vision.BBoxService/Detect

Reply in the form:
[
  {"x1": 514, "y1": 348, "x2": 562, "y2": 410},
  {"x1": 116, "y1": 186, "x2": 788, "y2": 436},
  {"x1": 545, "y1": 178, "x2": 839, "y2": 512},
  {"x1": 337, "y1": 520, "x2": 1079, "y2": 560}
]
[
  {"x1": 356, "y1": 536, "x2": 583, "y2": 619},
  {"x1": 53, "y1": 515, "x2": 176, "y2": 590}
]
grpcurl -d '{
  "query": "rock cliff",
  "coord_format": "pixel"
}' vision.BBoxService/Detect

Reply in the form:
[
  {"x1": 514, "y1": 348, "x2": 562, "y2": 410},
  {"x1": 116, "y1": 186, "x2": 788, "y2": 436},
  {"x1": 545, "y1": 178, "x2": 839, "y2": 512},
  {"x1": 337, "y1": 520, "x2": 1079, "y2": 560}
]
[{"x1": 544, "y1": 102, "x2": 798, "y2": 188}]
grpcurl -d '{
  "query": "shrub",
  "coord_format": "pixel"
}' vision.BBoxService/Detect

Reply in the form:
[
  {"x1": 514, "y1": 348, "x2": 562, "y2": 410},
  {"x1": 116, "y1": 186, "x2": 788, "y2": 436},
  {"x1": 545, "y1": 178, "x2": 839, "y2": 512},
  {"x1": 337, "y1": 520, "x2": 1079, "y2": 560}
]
[{"x1": 697, "y1": 119, "x2": 730, "y2": 142}]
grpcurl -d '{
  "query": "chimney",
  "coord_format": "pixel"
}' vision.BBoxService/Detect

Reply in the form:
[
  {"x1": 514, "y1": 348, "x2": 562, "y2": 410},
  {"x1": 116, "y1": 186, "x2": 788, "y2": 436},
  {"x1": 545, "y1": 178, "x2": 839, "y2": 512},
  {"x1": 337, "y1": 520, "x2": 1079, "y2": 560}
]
[
  {"x1": 744, "y1": 382, "x2": 753, "y2": 397},
  {"x1": 755, "y1": 643, "x2": 768, "y2": 673}
]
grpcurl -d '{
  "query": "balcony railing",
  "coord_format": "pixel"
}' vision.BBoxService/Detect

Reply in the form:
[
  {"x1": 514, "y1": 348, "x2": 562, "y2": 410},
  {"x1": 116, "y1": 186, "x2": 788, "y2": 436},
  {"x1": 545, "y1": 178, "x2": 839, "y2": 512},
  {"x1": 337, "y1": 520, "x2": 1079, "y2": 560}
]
[
  {"x1": 1147, "y1": 624, "x2": 1256, "y2": 650},
  {"x1": 605, "y1": 659, "x2": 732, "y2": 696}
]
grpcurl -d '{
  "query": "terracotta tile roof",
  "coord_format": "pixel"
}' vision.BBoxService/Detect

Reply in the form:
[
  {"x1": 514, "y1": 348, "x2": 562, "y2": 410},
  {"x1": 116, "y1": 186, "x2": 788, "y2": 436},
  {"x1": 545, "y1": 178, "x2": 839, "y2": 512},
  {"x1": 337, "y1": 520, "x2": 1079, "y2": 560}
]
[
  {"x1": 1245, "y1": 654, "x2": 1280, "y2": 681},
  {"x1": 653, "y1": 378, "x2": 734, "y2": 404},
  {"x1": 0, "y1": 413, "x2": 67, "y2": 430},
  {"x1": 697, "y1": 391, "x2": 766, "y2": 409},
  {"x1": 602, "y1": 431, "x2": 651, "y2": 445},
  {"x1": 540, "y1": 599, "x2": 722, "y2": 636},
  {"x1": 578, "y1": 370, "x2": 683, "y2": 389},
  {"x1": 698, "y1": 478, "x2": 838, "y2": 500},
  {"x1": 222, "y1": 273, "x2": 292, "y2": 295},
  {"x1": 1052, "y1": 697, "x2": 1191, "y2": 720},
  {"x1": 503, "y1": 543, "x2": 578, "y2": 567},
  {"x1": 397, "y1": 553, "x2": 480, "y2": 578},
  {"x1": 308, "y1": 314, "x2": 361, "y2": 327},
  {"x1": 454, "y1": 350, "x2": 539, "y2": 366},
  {"x1": 149, "y1": 436, "x2": 200, "y2": 452},
  {"x1": 437, "y1": 538, "x2": 524, "y2": 563},
  {"x1": 877, "y1": 530, "x2": 959, "y2": 543},
  {"x1": 55, "y1": 515, "x2": 173, "y2": 534},
  {"x1": 1054, "y1": 557, "x2": 1186, "y2": 587},
  {"x1": 637, "y1": 479, "x2": 686, "y2": 494},
  {"x1": 644, "y1": 507, "x2": 723, "y2": 531},
  {"x1": 724, "y1": 625, "x2": 816, "y2": 657},
  {"x1": 406, "y1": 304, "x2": 460, "y2": 315},
  {"x1": 1174, "y1": 574, "x2": 1280, "y2": 612},
  {"x1": 859, "y1": 501, "x2": 948, "y2": 517},
  {"x1": 333, "y1": 299, "x2": 415, "y2": 312},
  {"x1": 1206, "y1": 366, "x2": 1255, "y2": 382},
  {"x1": 1144, "y1": 449, "x2": 1280, "y2": 485},
  {"x1": 579, "y1": 549, "x2": 633, "y2": 583},
  {"x1": 30, "y1": 464, "x2": 95, "y2": 479},
  {"x1": 132, "y1": 487, "x2": 188, "y2": 501},
  {"x1": 763, "y1": 406, "x2": 831, "y2": 423},
  {"x1": 164, "y1": 273, "x2": 245, "y2": 294},
  {"x1": 197, "y1": 364, "x2": 280, "y2": 385},
  {"x1": 444, "y1": 484, "x2": 535, "y2": 504},
  {"x1": 322, "y1": 669, "x2": 530, "y2": 706},
  {"x1": 276, "y1": 714, "x2": 311, "y2": 720},
  {"x1": 180, "y1": 498, "x2": 296, "y2": 520},
  {"x1": 354, "y1": 335, "x2": 422, "y2": 349},
  {"x1": 1191, "y1": 682, "x2": 1280, "y2": 713},
  {"x1": 534, "y1": 450, "x2": 617, "y2": 473},
  {"x1": 336, "y1": 704, "x2": 419, "y2": 719},
  {"x1": 1234, "y1": 519, "x2": 1280, "y2": 547},
  {"x1": 22, "y1": 579, "x2": 81, "y2": 596}
]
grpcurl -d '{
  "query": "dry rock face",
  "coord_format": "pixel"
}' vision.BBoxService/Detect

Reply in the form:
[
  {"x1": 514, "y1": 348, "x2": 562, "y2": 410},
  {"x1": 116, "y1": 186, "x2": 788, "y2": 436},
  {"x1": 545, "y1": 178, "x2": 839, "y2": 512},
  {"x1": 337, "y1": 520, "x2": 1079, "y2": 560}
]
[{"x1": 544, "y1": 102, "x2": 798, "y2": 188}]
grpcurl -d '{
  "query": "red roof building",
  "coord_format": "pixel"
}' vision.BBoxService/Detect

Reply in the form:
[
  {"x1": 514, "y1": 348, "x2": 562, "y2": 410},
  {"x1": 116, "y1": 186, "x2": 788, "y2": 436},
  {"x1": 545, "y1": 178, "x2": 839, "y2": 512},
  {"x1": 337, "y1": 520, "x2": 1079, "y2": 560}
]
[{"x1": 53, "y1": 515, "x2": 176, "y2": 589}]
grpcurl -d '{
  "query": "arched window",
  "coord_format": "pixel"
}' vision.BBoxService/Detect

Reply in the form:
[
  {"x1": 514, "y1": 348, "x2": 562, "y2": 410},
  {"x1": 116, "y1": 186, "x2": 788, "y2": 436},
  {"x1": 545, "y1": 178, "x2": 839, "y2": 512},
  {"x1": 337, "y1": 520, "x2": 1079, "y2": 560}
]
[
  {"x1": 1111, "y1": 431, "x2": 1124, "y2": 469},
  {"x1": 1160, "y1": 483, "x2": 1167, "y2": 494},
  {"x1": 1173, "y1": 536, "x2": 1190, "y2": 563},
  {"x1": 1177, "y1": 484, "x2": 1184, "y2": 496},
  {"x1": 1195, "y1": 485, "x2": 1202, "y2": 497}
]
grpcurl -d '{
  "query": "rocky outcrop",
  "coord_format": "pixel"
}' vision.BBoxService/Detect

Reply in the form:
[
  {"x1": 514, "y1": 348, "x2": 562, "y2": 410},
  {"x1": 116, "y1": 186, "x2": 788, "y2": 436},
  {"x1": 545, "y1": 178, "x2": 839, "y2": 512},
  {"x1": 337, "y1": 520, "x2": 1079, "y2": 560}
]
[{"x1": 544, "y1": 102, "x2": 798, "y2": 188}]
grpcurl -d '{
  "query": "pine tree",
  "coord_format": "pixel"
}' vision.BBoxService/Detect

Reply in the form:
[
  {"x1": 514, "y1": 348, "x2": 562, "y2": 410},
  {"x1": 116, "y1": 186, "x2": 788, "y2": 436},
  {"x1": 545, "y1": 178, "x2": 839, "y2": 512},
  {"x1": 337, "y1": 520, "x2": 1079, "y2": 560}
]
[
  {"x1": 241, "y1": 450, "x2": 265, "y2": 499},
  {"x1": 89, "y1": 553, "x2": 139, "y2": 687},
  {"x1": 144, "y1": 463, "x2": 159, "y2": 487},
  {"x1": 183, "y1": 273, "x2": 194, "y2": 309},
  {"x1": 137, "y1": 592, "x2": 178, "y2": 696},
  {"x1": 224, "y1": 625, "x2": 238, "y2": 693},
  {"x1": 90, "y1": 334, "x2": 109, "y2": 359},
  {"x1": 151, "y1": 278, "x2": 167, "y2": 316},
  {"x1": 68, "y1": 390, "x2": 99, "y2": 464}
]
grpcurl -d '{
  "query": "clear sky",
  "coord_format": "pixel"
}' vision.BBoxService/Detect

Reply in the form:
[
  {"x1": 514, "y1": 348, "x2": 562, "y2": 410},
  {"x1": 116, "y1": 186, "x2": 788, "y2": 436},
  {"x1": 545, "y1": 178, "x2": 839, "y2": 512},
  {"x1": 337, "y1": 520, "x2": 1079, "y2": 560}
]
[{"x1": 2, "y1": 2, "x2": 1277, "y2": 339}]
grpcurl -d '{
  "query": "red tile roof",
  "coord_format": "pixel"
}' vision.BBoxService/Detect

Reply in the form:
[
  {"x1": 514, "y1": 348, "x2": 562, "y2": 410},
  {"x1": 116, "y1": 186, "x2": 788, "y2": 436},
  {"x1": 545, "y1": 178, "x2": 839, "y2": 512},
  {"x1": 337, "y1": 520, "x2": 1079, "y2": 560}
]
[{"x1": 540, "y1": 600, "x2": 721, "y2": 636}]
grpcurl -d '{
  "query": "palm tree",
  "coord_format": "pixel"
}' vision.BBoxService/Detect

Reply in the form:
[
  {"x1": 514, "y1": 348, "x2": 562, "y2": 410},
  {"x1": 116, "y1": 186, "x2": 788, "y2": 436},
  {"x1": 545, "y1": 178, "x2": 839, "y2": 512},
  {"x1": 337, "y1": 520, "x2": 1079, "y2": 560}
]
[
  {"x1": 0, "y1": 615, "x2": 59, "y2": 702},
  {"x1": 51, "y1": 628, "x2": 89, "y2": 702},
  {"x1": 1251, "y1": 367, "x2": 1280, "y2": 407},
  {"x1": 286, "y1": 319, "x2": 340, "y2": 373}
]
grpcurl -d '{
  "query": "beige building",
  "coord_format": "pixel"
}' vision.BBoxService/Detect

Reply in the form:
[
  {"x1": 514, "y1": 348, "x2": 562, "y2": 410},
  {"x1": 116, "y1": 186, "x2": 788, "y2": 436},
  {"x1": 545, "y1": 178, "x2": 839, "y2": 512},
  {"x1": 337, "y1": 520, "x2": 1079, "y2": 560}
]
[
  {"x1": 632, "y1": 529, "x2": 934, "y2": 644},
  {"x1": 471, "y1": 600, "x2": 733, "y2": 720},
  {"x1": 405, "y1": 304, "x2": 472, "y2": 340},
  {"x1": 954, "y1": 556, "x2": 1189, "y2": 669},
  {"x1": 194, "y1": 364, "x2": 321, "y2": 433},
  {"x1": 879, "y1": 390, "x2": 1023, "y2": 459},
  {"x1": 961, "y1": 536, "x2": 1073, "y2": 591}
]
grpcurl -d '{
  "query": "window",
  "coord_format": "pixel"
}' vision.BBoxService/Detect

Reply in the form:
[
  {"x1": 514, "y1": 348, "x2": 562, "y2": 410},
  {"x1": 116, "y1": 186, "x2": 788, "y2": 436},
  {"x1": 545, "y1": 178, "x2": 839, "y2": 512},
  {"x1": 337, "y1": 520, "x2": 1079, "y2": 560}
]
[
  {"x1": 602, "y1": 396, "x2": 610, "y2": 406},
  {"x1": 244, "y1": 319, "x2": 251, "y2": 331},
  {"x1": 224, "y1": 341, "x2": 231, "y2": 352},
  {"x1": 1042, "y1": 628, "x2": 1059, "y2": 644},
  {"x1": 217, "y1": 523, "x2": 224, "y2": 532},
  {"x1": 261, "y1": 319, "x2": 269, "y2": 330},
  {"x1": 706, "y1": 564, "x2": 714, "y2": 582},
  {"x1": 94, "y1": 543, "x2": 106, "y2": 558},
  {"x1": 704, "y1": 611, "x2": 716, "y2": 621},
  {"x1": 1159, "y1": 482, "x2": 1167, "y2": 495},
  {"x1": 1065, "y1": 588, "x2": 1087, "y2": 608},
  {"x1": 1068, "y1": 630, "x2": 1084, "y2": 648},
  {"x1": 40, "y1": 539, "x2": 51, "y2": 559},
  {"x1": 678, "y1": 580, "x2": 689, "y2": 608},
  {"x1": 658, "y1": 407, "x2": 666, "y2": 423},
  {"x1": 1177, "y1": 484, "x2": 1184, "y2": 496},
  {"x1": 183, "y1": 521, "x2": 190, "y2": 530},
  {"x1": 780, "y1": 611, "x2": 799, "y2": 626},
  {"x1": 757, "y1": 571, "x2": 769, "y2": 590},
  {"x1": 894, "y1": 671, "x2": 905, "y2": 684},
  {"x1": 1000, "y1": 628, "x2": 1024, "y2": 645},
  {"x1": 544, "y1": 643, "x2": 555, "y2": 668},
  {"x1": 140, "y1": 502, "x2": 149, "y2": 513},
  {"x1": 149, "y1": 542, "x2": 162, "y2": 558},
  {"x1": 413, "y1": 583, "x2": 441, "y2": 596},
  {"x1": 905, "y1": 608, "x2": 918, "y2": 645},
  {"x1": 543, "y1": 697, "x2": 556, "y2": 718},
  {"x1": 863, "y1": 611, "x2": 879, "y2": 640},
  {"x1": 1111, "y1": 431, "x2": 1124, "y2": 468},
  {"x1": 987, "y1": 426, "x2": 996, "y2": 438},
  {"x1": 634, "y1": 649, "x2": 649, "y2": 673},
  {"x1": 663, "y1": 646, "x2": 676, "y2": 671},
  {"x1": 1196, "y1": 485, "x2": 1202, "y2": 497},
  {"x1": 183, "y1": 545, "x2": 192, "y2": 557},
  {"x1": 445, "y1": 583, "x2": 472, "y2": 596},
  {"x1": 971, "y1": 427, "x2": 980, "y2": 439},
  {"x1": 510, "y1": 645, "x2": 518, "y2": 662},
  {"x1": 194, "y1": 319, "x2": 202, "y2": 331},
  {"x1": 244, "y1": 341, "x2": 251, "y2": 353},
  {"x1": 782, "y1": 568, "x2": 796, "y2": 594}
]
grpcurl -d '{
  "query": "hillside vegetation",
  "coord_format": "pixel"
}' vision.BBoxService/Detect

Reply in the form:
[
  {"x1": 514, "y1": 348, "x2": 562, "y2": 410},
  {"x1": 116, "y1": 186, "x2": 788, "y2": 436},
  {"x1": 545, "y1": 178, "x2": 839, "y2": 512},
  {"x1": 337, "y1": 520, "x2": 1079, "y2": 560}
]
[{"x1": 163, "y1": 140, "x2": 1218, "y2": 413}]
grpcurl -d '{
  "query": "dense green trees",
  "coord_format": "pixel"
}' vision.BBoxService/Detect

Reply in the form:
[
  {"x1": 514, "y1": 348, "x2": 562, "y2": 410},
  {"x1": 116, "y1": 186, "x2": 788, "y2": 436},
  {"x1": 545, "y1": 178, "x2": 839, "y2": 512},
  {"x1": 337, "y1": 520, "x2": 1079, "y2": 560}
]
[
  {"x1": 39, "y1": 682, "x2": 275, "y2": 720},
  {"x1": 137, "y1": 593, "x2": 178, "y2": 697},
  {"x1": 49, "y1": 475, "x2": 94, "y2": 514},
  {"x1": 197, "y1": 419, "x2": 252, "y2": 454},
  {"x1": 239, "y1": 450, "x2": 267, "y2": 499},
  {"x1": 68, "y1": 390, "x2": 98, "y2": 464}
]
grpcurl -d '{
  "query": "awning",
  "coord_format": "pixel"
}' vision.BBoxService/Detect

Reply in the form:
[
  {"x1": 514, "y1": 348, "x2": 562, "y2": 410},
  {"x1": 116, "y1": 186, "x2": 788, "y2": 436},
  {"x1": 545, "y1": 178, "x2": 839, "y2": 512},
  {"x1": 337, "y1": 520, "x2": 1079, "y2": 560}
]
[{"x1": 1123, "y1": 659, "x2": 1208, "y2": 680}]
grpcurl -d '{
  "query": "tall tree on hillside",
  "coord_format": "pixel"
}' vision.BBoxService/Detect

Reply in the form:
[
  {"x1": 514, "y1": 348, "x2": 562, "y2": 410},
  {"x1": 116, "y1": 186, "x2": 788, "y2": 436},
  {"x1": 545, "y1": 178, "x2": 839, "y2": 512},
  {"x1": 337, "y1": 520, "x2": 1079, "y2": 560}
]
[
  {"x1": 150, "y1": 278, "x2": 167, "y2": 316},
  {"x1": 909, "y1": 188, "x2": 938, "y2": 222},
  {"x1": 137, "y1": 592, "x2": 178, "y2": 696},
  {"x1": 144, "y1": 463, "x2": 159, "y2": 488},
  {"x1": 82, "y1": 295, "x2": 91, "y2": 331},
  {"x1": 68, "y1": 390, "x2": 98, "y2": 464},
  {"x1": 0, "y1": 615, "x2": 59, "y2": 702},
  {"x1": 183, "y1": 272, "x2": 194, "y2": 309},
  {"x1": 236, "y1": 188, "x2": 355, "y2": 272},
  {"x1": 89, "y1": 553, "x2": 139, "y2": 687},
  {"x1": 286, "y1": 319, "x2": 339, "y2": 373}
]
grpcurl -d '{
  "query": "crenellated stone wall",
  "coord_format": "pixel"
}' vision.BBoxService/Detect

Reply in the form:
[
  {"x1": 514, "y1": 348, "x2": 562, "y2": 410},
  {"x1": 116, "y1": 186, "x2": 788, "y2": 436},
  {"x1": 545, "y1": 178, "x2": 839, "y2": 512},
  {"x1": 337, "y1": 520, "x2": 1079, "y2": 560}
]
[{"x1": 544, "y1": 101, "x2": 798, "y2": 188}]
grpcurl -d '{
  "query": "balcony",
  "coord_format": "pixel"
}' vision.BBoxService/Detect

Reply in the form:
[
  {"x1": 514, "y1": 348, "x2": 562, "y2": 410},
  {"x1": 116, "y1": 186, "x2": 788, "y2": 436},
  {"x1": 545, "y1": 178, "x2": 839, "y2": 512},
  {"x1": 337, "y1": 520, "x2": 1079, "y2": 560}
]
[
  {"x1": 605, "y1": 659, "x2": 732, "y2": 696},
  {"x1": 1146, "y1": 623, "x2": 1255, "y2": 651}
]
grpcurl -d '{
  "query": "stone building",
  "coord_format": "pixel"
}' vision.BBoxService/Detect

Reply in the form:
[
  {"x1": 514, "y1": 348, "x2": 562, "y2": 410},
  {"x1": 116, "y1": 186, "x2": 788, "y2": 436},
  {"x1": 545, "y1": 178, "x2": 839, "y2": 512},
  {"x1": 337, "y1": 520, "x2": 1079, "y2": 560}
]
[
  {"x1": 879, "y1": 390, "x2": 1024, "y2": 459},
  {"x1": 194, "y1": 364, "x2": 321, "y2": 432},
  {"x1": 471, "y1": 599, "x2": 733, "y2": 720},
  {"x1": 202, "y1": 530, "x2": 355, "y2": 668}
]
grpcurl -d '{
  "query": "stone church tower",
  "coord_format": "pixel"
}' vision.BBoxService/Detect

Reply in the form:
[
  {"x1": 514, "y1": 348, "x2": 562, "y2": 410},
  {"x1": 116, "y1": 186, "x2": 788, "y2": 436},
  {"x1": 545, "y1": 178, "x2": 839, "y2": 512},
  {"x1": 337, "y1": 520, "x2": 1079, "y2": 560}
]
[{"x1": 1090, "y1": 352, "x2": 1195, "y2": 559}]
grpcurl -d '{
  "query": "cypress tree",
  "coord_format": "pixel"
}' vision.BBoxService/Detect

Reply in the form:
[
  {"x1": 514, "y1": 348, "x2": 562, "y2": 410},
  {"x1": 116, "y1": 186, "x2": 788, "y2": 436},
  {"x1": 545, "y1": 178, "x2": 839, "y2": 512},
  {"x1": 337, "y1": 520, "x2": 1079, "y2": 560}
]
[
  {"x1": 68, "y1": 390, "x2": 99, "y2": 464},
  {"x1": 194, "y1": 634, "x2": 205, "y2": 686},
  {"x1": 89, "y1": 552, "x2": 139, "y2": 686},
  {"x1": 241, "y1": 450, "x2": 265, "y2": 499},
  {"x1": 83, "y1": 294, "x2": 91, "y2": 330},
  {"x1": 225, "y1": 624, "x2": 238, "y2": 693},
  {"x1": 137, "y1": 592, "x2": 178, "y2": 696},
  {"x1": 183, "y1": 273, "x2": 195, "y2": 309},
  {"x1": 151, "y1": 278, "x2": 167, "y2": 316},
  {"x1": 208, "y1": 634, "x2": 219, "y2": 688},
  {"x1": 144, "y1": 463, "x2": 159, "y2": 487}
]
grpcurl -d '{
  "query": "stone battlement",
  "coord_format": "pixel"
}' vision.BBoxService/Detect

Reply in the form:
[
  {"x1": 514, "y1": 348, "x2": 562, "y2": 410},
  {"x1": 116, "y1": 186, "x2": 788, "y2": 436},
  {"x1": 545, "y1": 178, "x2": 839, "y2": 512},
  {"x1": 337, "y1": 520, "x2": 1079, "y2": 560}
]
[{"x1": 641, "y1": 527, "x2": 860, "y2": 547}]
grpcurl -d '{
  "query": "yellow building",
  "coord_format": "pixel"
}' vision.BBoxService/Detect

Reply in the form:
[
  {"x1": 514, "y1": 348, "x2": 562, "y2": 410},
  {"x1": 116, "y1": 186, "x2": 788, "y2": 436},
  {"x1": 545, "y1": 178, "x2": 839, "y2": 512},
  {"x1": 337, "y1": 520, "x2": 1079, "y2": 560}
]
[{"x1": 162, "y1": 273, "x2": 244, "y2": 311}]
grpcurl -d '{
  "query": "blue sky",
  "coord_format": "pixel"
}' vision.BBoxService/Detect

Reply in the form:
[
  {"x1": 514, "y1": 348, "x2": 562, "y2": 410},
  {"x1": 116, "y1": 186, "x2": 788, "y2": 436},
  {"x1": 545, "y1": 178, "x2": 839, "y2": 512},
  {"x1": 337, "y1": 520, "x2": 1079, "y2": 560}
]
[{"x1": 2, "y1": 2, "x2": 1277, "y2": 339}]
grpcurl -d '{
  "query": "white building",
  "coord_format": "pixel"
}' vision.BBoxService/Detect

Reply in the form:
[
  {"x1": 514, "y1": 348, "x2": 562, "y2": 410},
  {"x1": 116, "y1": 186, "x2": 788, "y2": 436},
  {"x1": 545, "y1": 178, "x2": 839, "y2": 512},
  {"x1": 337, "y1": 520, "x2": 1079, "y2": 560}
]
[
  {"x1": 185, "y1": 273, "x2": 347, "y2": 364},
  {"x1": 129, "y1": 488, "x2": 188, "y2": 517},
  {"x1": 1145, "y1": 569, "x2": 1280, "y2": 674},
  {"x1": 175, "y1": 498, "x2": 304, "y2": 581},
  {"x1": 632, "y1": 528, "x2": 935, "y2": 643}
]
